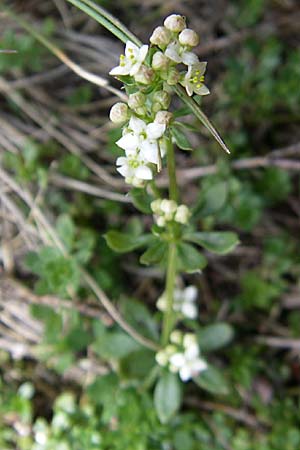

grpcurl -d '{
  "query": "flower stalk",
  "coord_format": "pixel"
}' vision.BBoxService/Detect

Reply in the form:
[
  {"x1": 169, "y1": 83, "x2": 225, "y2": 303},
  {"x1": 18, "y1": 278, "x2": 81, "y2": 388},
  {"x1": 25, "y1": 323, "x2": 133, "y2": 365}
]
[{"x1": 161, "y1": 242, "x2": 177, "y2": 346}]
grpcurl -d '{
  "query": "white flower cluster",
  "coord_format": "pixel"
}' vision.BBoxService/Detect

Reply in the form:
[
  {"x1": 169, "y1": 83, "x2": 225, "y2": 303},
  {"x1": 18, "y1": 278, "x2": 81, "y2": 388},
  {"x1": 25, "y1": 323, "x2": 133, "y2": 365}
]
[
  {"x1": 115, "y1": 116, "x2": 166, "y2": 186},
  {"x1": 157, "y1": 285, "x2": 198, "y2": 319},
  {"x1": 150, "y1": 14, "x2": 210, "y2": 97},
  {"x1": 151, "y1": 199, "x2": 190, "y2": 226},
  {"x1": 156, "y1": 331, "x2": 207, "y2": 381},
  {"x1": 109, "y1": 14, "x2": 210, "y2": 185}
]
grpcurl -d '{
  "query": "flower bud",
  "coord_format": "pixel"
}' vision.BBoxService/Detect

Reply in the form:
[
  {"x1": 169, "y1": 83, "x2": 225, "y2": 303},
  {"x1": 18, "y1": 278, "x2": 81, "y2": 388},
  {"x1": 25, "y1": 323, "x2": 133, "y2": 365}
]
[
  {"x1": 175, "y1": 204, "x2": 190, "y2": 224},
  {"x1": 164, "y1": 14, "x2": 186, "y2": 32},
  {"x1": 170, "y1": 330, "x2": 183, "y2": 344},
  {"x1": 167, "y1": 67, "x2": 180, "y2": 85},
  {"x1": 152, "y1": 51, "x2": 169, "y2": 71},
  {"x1": 153, "y1": 90, "x2": 171, "y2": 109},
  {"x1": 178, "y1": 28, "x2": 200, "y2": 47},
  {"x1": 155, "y1": 110, "x2": 173, "y2": 126},
  {"x1": 157, "y1": 216, "x2": 166, "y2": 227},
  {"x1": 109, "y1": 102, "x2": 128, "y2": 123},
  {"x1": 150, "y1": 26, "x2": 172, "y2": 46},
  {"x1": 156, "y1": 295, "x2": 167, "y2": 311},
  {"x1": 160, "y1": 199, "x2": 177, "y2": 219},
  {"x1": 151, "y1": 199, "x2": 162, "y2": 214},
  {"x1": 155, "y1": 351, "x2": 168, "y2": 367},
  {"x1": 183, "y1": 333, "x2": 198, "y2": 348},
  {"x1": 134, "y1": 66, "x2": 155, "y2": 85},
  {"x1": 128, "y1": 92, "x2": 146, "y2": 110}
]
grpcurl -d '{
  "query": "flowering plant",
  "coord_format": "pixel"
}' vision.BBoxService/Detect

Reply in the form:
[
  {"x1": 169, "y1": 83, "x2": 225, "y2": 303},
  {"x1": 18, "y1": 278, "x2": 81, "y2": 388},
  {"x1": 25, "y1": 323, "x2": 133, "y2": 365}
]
[{"x1": 102, "y1": 12, "x2": 239, "y2": 420}]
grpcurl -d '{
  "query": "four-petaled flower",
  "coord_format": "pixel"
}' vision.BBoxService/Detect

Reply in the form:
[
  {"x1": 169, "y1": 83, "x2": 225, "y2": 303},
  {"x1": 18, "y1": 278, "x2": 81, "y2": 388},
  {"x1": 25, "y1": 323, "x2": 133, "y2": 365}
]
[
  {"x1": 109, "y1": 41, "x2": 149, "y2": 76},
  {"x1": 181, "y1": 62, "x2": 210, "y2": 97},
  {"x1": 116, "y1": 117, "x2": 166, "y2": 165},
  {"x1": 169, "y1": 335, "x2": 207, "y2": 381},
  {"x1": 165, "y1": 41, "x2": 199, "y2": 66},
  {"x1": 116, "y1": 153, "x2": 153, "y2": 181},
  {"x1": 157, "y1": 285, "x2": 198, "y2": 319}
]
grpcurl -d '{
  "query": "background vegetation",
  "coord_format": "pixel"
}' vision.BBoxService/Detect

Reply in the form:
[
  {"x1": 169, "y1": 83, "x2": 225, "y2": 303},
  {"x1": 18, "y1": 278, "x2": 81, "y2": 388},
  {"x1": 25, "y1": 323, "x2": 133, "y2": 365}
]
[{"x1": 0, "y1": 0, "x2": 300, "y2": 448}]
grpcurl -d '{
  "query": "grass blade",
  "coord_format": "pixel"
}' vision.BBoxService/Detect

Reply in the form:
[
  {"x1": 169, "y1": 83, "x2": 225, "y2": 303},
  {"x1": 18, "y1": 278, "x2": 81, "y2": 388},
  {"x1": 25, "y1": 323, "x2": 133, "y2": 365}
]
[
  {"x1": 66, "y1": 0, "x2": 141, "y2": 46},
  {"x1": 173, "y1": 85, "x2": 230, "y2": 154}
]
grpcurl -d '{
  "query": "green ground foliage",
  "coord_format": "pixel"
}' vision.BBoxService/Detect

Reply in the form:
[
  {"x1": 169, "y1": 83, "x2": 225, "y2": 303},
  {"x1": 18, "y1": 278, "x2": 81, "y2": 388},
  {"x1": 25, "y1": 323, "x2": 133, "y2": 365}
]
[{"x1": 0, "y1": 0, "x2": 300, "y2": 449}]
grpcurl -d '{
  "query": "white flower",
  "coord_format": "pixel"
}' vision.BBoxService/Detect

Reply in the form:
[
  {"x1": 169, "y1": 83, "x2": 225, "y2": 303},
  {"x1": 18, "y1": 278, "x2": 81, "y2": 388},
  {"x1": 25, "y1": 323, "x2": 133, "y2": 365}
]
[
  {"x1": 165, "y1": 42, "x2": 198, "y2": 66},
  {"x1": 160, "y1": 199, "x2": 177, "y2": 219},
  {"x1": 156, "y1": 286, "x2": 198, "y2": 319},
  {"x1": 181, "y1": 62, "x2": 210, "y2": 97},
  {"x1": 116, "y1": 153, "x2": 153, "y2": 181},
  {"x1": 169, "y1": 337, "x2": 207, "y2": 381},
  {"x1": 174, "y1": 204, "x2": 190, "y2": 224},
  {"x1": 116, "y1": 116, "x2": 166, "y2": 165},
  {"x1": 109, "y1": 41, "x2": 148, "y2": 76},
  {"x1": 174, "y1": 286, "x2": 198, "y2": 319}
]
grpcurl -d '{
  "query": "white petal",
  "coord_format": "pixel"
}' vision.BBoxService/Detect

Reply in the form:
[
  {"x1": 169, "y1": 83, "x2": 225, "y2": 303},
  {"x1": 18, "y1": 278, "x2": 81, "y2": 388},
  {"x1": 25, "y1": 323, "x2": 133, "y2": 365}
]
[
  {"x1": 117, "y1": 165, "x2": 131, "y2": 177},
  {"x1": 135, "y1": 165, "x2": 153, "y2": 180},
  {"x1": 185, "y1": 343, "x2": 199, "y2": 360},
  {"x1": 146, "y1": 122, "x2": 166, "y2": 139},
  {"x1": 165, "y1": 43, "x2": 182, "y2": 63},
  {"x1": 182, "y1": 51, "x2": 199, "y2": 66},
  {"x1": 129, "y1": 62, "x2": 142, "y2": 76},
  {"x1": 179, "y1": 365, "x2": 192, "y2": 382},
  {"x1": 184, "y1": 286, "x2": 197, "y2": 302},
  {"x1": 129, "y1": 116, "x2": 146, "y2": 134},
  {"x1": 186, "y1": 83, "x2": 194, "y2": 96},
  {"x1": 181, "y1": 302, "x2": 198, "y2": 319},
  {"x1": 140, "y1": 140, "x2": 159, "y2": 164},
  {"x1": 116, "y1": 156, "x2": 127, "y2": 166},
  {"x1": 109, "y1": 65, "x2": 130, "y2": 76},
  {"x1": 125, "y1": 41, "x2": 139, "y2": 57},
  {"x1": 139, "y1": 45, "x2": 149, "y2": 62},
  {"x1": 191, "y1": 358, "x2": 207, "y2": 374},
  {"x1": 195, "y1": 84, "x2": 210, "y2": 96},
  {"x1": 195, "y1": 61, "x2": 207, "y2": 76},
  {"x1": 116, "y1": 133, "x2": 139, "y2": 152},
  {"x1": 169, "y1": 352, "x2": 185, "y2": 368}
]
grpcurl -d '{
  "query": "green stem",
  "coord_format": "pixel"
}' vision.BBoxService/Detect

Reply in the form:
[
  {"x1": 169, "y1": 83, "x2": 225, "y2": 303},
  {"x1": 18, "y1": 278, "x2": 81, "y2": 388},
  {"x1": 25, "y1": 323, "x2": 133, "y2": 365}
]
[
  {"x1": 166, "y1": 137, "x2": 179, "y2": 202},
  {"x1": 161, "y1": 138, "x2": 179, "y2": 346},
  {"x1": 161, "y1": 242, "x2": 177, "y2": 346}
]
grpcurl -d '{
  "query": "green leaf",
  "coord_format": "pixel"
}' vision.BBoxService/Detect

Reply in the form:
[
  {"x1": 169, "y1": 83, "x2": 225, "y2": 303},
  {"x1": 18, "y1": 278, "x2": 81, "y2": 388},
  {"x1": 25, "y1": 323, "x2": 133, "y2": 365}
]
[
  {"x1": 104, "y1": 230, "x2": 153, "y2": 253},
  {"x1": 171, "y1": 126, "x2": 193, "y2": 151},
  {"x1": 25, "y1": 246, "x2": 80, "y2": 296},
  {"x1": 195, "y1": 181, "x2": 228, "y2": 217},
  {"x1": 194, "y1": 365, "x2": 230, "y2": 395},
  {"x1": 120, "y1": 349, "x2": 155, "y2": 379},
  {"x1": 140, "y1": 240, "x2": 167, "y2": 265},
  {"x1": 154, "y1": 372, "x2": 182, "y2": 423},
  {"x1": 184, "y1": 231, "x2": 239, "y2": 255},
  {"x1": 66, "y1": 0, "x2": 141, "y2": 46},
  {"x1": 177, "y1": 242, "x2": 207, "y2": 273},
  {"x1": 130, "y1": 188, "x2": 152, "y2": 214},
  {"x1": 56, "y1": 214, "x2": 75, "y2": 251},
  {"x1": 197, "y1": 323, "x2": 234, "y2": 352},
  {"x1": 93, "y1": 330, "x2": 141, "y2": 359},
  {"x1": 173, "y1": 85, "x2": 230, "y2": 154}
]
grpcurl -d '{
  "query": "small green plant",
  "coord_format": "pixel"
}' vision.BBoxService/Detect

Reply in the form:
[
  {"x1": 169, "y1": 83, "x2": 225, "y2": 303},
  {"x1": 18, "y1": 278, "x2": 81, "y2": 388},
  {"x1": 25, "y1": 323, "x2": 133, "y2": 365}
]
[{"x1": 98, "y1": 11, "x2": 239, "y2": 418}]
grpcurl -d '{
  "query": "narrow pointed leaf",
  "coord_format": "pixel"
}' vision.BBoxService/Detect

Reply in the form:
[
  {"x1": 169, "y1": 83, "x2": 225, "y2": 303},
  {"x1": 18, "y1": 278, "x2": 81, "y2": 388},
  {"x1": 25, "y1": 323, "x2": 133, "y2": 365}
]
[
  {"x1": 66, "y1": 0, "x2": 141, "y2": 46},
  {"x1": 173, "y1": 85, "x2": 230, "y2": 154}
]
